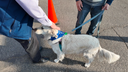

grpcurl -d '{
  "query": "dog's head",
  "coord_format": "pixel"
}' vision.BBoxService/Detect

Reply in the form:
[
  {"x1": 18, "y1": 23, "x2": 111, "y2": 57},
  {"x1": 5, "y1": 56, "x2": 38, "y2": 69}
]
[{"x1": 35, "y1": 28, "x2": 58, "y2": 40}]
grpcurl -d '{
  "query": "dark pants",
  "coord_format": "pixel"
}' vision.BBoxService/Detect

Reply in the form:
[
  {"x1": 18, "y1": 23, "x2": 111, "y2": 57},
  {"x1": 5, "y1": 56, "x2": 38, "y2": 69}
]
[
  {"x1": 75, "y1": 2, "x2": 104, "y2": 35},
  {"x1": 15, "y1": 30, "x2": 41, "y2": 63}
]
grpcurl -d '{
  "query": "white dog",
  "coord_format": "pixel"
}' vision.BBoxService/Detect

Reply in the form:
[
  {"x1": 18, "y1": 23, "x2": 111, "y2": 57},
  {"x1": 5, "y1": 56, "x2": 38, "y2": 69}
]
[{"x1": 36, "y1": 28, "x2": 120, "y2": 68}]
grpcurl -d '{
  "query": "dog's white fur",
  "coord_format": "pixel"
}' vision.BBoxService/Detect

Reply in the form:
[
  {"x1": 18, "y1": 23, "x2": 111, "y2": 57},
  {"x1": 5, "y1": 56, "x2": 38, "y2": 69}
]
[{"x1": 36, "y1": 28, "x2": 120, "y2": 68}]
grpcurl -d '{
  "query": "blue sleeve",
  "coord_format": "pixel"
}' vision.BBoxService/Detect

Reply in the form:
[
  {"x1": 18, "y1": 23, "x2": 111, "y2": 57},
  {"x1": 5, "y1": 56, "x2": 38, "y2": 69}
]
[{"x1": 106, "y1": 0, "x2": 113, "y2": 5}]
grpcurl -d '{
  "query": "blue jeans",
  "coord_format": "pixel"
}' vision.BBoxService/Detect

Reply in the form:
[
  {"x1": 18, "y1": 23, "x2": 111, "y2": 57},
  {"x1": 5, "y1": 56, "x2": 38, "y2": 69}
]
[{"x1": 75, "y1": 2, "x2": 104, "y2": 35}]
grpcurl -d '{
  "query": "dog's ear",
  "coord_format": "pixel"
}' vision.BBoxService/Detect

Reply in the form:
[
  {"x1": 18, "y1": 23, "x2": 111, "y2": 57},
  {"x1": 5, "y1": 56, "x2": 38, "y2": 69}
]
[
  {"x1": 50, "y1": 29, "x2": 58, "y2": 38},
  {"x1": 35, "y1": 29, "x2": 43, "y2": 34}
]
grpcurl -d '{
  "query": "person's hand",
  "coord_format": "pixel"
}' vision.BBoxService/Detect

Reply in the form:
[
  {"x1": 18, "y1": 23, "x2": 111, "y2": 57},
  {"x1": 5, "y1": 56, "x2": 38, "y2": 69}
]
[
  {"x1": 76, "y1": 0, "x2": 83, "y2": 11},
  {"x1": 102, "y1": 3, "x2": 110, "y2": 10},
  {"x1": 50, "y1": 22, "x2": 60, "y2": 30}
]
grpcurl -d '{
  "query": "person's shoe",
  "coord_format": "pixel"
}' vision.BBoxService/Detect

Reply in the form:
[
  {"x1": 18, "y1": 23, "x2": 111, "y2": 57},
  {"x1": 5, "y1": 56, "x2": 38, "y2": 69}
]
[
  {"x1": 55, "y1": 22, "x2": 60, "y2": 25},
  {"x1": 75, "y1": 32, "x2": 81, "y2": 35}
]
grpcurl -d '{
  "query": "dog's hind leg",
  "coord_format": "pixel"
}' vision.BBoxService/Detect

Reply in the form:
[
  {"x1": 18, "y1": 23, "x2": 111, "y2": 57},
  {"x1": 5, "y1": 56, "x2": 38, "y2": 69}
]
[{"x1": 83, "y1": 53, "x2": 95, "y2": 68}]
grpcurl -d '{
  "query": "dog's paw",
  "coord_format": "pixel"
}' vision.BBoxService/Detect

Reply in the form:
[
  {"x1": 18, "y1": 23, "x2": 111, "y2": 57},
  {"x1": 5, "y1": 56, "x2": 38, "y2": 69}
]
[
  {"x1": 59, "y1": 59, "x2": 63, "y2": 62},
  {"x1": 54, "y1": 59, "x2": 59, "y2": 63},
  {"x1": 84, "y1": 64, "x2": 90, "y2": 68}
]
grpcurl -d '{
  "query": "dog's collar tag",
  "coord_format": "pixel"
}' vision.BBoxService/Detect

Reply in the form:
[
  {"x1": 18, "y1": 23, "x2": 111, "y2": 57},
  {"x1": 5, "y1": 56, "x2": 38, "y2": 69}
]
[{"x1": 50, "y1": 30, "x2": 67, "y2": 41}]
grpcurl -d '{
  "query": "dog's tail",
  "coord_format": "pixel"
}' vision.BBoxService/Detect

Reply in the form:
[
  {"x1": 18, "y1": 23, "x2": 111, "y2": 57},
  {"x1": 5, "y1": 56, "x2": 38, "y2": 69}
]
[{"x1": 98, "y1": 47, "x2": 120, "y2": 63}]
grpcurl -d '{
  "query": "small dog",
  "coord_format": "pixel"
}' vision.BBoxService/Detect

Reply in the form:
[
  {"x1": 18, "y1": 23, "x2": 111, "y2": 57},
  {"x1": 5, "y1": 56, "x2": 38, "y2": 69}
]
[{"x1": 36, "y1": 28, "x2": 120, "y2": 68}]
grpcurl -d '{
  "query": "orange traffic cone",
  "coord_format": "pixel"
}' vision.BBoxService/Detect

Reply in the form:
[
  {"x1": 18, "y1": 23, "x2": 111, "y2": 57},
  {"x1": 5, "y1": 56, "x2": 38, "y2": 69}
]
[{"x1": 48, "y1": 0, "x2": 58, "y2": 24}]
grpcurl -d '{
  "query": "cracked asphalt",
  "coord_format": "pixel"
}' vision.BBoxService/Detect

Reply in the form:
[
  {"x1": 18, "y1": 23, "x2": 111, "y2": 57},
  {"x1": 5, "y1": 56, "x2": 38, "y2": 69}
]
[{"x1": 0, "y1": 0, "x2": 128, "y2": 72}]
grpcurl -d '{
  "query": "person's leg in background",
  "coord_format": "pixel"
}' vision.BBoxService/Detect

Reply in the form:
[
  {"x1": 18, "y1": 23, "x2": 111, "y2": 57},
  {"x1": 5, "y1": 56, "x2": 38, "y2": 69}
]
[
  {"x1": 86, "y1": 5, "x2": 103, "y2": 35},
  {"x1": 15, "y1": 30, "x2": 49, "y2": 63},
  {"x1": 75, "y1": 2, "x2": 91, "y2": 34}
]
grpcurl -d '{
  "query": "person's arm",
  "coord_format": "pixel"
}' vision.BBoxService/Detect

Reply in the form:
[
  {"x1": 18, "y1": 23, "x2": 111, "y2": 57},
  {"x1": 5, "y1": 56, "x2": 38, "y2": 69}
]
[
  {"x1": 15, "y1": 0, "x2": 60, "y2": 30},
  {"x1": 102, "y1": 0, "x2": 113, "y2": 10},
  {"x1": 15, "y1": 0, "x2": 52, "y2": 26}
]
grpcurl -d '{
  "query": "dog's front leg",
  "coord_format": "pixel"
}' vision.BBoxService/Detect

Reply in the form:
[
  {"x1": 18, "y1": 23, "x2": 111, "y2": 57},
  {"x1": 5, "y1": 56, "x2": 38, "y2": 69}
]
[
  {"x1": 51, "y1": 43, "x2": 65, "y2": 63},
  {"x1": 54, "y1": 53, "x2": 65, "y2": 63},
  {"x1": 59, "y1": 53, "x2": 65, "y2": 62},
  {"x1": 54, "y1": 59, "x2": 59, "y2": 63}
]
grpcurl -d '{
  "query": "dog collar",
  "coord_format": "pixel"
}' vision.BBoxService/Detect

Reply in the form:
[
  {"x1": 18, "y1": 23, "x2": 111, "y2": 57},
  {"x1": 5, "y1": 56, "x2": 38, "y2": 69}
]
[{"x1": 50, "y1": 30, "x2": 67, "y2": 41}]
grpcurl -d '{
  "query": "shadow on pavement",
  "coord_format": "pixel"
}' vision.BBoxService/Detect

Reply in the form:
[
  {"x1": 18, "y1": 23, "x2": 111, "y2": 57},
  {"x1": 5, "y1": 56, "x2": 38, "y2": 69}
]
[
  {"x1": 41, "y1": 48, "x2": 85, "y2": 65},
  {"x1": 0, "y1": 46, "x2": 97, "y2": 72},
  {"x1": 60, "y1": 57, "x2": 85, "y2": 65},
  {"x1": 99, "y1": 36, "x2": 128, "y2": 43}
]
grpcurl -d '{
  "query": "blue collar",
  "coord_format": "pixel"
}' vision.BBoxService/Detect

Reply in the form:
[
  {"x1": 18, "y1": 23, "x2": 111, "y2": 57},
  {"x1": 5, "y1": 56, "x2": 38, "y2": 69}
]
[
  {"x1": 50, "y1": 30, "x2": 67, "y2": 41},
  {"x1": 50, "y1": 30, "x2": 67, "y2": 51}
]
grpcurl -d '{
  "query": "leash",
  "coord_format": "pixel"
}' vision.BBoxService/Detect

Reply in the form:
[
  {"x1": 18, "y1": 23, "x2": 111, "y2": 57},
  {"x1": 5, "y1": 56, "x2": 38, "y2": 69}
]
[{"x1": 72, "y1": 10, "x2": 105, "y2": 38}]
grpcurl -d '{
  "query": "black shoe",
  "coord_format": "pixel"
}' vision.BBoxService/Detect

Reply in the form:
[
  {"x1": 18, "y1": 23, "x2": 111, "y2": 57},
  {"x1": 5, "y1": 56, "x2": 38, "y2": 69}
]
[
  {"x1": 55, "y1": 22, "x2": 60, "y2": 25},
  {"x1": 38, "y1": 57, "x2": 50, "y2": 63},
  {"x1": 75, "y1": 32, "x2": 81, "y2": 35}
]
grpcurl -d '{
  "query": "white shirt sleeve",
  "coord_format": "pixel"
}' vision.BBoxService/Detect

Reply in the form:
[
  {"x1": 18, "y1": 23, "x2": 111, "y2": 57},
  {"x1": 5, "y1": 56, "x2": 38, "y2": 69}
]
[{"x1": 15, "y1": 0, "x2": 52, "y2": 26}]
